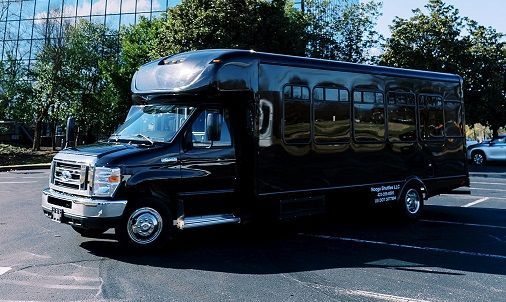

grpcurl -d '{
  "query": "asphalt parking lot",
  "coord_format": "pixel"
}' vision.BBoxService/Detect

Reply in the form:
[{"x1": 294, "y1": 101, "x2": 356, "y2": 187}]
[{"x1": 0, "y1": 168, "x2": 505, "y2": 301}]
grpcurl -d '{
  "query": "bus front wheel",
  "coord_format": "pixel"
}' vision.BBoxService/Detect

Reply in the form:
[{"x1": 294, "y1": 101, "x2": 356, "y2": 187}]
[{"x1": 116, "y1": 197, "x2": 173, "y2": 249}]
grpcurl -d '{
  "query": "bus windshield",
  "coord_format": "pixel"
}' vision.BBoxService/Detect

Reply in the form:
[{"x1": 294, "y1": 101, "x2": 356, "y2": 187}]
[{"x1": 110, "y1": 104, "x2": 196, "y2": 143}]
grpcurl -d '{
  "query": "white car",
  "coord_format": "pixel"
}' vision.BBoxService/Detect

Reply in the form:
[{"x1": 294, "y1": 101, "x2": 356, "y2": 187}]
[
  {"x1": 467, "y1": 135, "x2": 506, "y2": 165},
  {"x1": 466, "y1": 138, "x2": 479, "y2": 147}
]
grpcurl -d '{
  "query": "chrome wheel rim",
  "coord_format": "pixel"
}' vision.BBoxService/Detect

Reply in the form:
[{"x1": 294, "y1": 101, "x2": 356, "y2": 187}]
[
  {"x1": 405, "y1": 189, "x2": 421, "y2": 215},
  {"x1": 127, "y1": 207, "x2": 163, "y2": 245},
  {"x1": 473, "y1": 153, "x2": 484, "y2": 165}
]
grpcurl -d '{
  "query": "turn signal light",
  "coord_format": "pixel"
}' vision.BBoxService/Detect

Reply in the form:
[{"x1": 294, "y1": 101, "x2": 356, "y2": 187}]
[{"x1": 108, "y1": 175, "x2": 121, "y2": 183}]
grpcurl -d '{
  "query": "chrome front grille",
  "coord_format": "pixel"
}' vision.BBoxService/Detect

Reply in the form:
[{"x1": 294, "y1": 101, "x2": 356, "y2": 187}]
[{"x1": 52, "y1": 161, "x2": 89, "y2": 191}]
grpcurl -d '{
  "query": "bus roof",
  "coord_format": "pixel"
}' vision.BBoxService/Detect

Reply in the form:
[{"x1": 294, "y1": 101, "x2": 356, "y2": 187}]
[{"x1": 131, "y1": 49, "x2": 462, "y2": 94}]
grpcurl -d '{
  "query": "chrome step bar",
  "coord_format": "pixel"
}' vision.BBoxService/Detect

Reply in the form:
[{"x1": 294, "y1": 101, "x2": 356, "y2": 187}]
[{"x1": 175, "y1": 214, "x2": 240, "y2": 230}]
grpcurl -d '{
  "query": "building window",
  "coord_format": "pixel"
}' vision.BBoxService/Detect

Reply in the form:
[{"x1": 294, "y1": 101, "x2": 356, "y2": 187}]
[
  {"x1": 418, "y1": 95, "x2": 444, "y2": 140},
  {"x1": 353, "y1": 90, "x2": 385, "y2": 142},
  {"x1": 283, "y1": 85, "x2": 311, "y2": 144},
  {"x1": 313, "y1": 87, "x2": 350, "y2": 144},
  {"x1": 1, "y1": 0, "x2": 171, "y2": 70},
  {"x1": 387, "y1": 92, "x2": 416, "y2": 142},
  {"x1": 444, "y1": 101, "x2": 464, "y2": 137}
]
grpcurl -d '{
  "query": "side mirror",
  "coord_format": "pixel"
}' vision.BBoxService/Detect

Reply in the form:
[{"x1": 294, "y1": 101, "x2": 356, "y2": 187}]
[
  {"x1": 65, "y1": 117, "x2": 76, "y2": 148},
  {"x1": 206, "y1": 112, "x2": 222, "y2": 142}
]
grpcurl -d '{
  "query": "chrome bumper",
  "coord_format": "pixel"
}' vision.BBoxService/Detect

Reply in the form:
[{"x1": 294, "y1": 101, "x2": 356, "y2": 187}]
[{"x1": 42, "y1": 188, "x2": 127, "y2": 221}]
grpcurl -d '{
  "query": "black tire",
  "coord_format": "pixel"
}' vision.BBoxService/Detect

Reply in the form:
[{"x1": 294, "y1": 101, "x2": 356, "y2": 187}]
[
  {"x1": 71, "y1": 226, "x2": 109, "y2": 238},
  {"x1": 115, "y1": 196, "x2": 173, "y2": 249},
  {"x1": 471, "y1": 151, "x2": 486, "y2": 165},
  {"x1": 398, "y1": 186, "x2": 424, "y2": 220}
]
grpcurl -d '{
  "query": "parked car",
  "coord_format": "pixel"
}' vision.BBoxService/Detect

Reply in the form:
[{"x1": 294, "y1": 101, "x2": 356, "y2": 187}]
[
  {"x1": 466, "y1": 138, "x2": 480, "y2": 147},
  {"x1": 467, "y1": 135, "x2": 506, "y2": 165}
]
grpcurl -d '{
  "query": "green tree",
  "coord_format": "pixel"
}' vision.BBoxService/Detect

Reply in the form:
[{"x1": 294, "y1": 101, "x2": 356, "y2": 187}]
[
  {"x1": 111, "y1": 17, "x2": 166, "y2": 113},
  {"x1": 304, "y1": 0, "x2": 382, "y2": 63},
  {"x1": 0, "y1": 56, "x2": 32, "y2": 123},
  {"x1": 381, "y1": 0, "x2": 467, "y2": 73},
  {"x1": 30, "y1": 17, "x2": 121, "y2": 149},
  {"x1": 464, "y1": 22, "x2": 506, "y2": 137},
  {"x1": 381, "y1": 0, "x2": 506, "y2": 136},
  {"x1": 64, "y1": 20, "x2": 121, "y2": 143},
  {"x1": 155, "y1": 0, "x2": 307, "y2": 57},
  {"x1": 31, "y1": 16, "x2": 69, "y2": 150}
]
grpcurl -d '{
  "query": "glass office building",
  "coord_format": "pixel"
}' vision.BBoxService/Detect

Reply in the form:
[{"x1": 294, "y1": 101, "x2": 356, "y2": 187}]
[
  {"x1": 0, "y1": 0, "x2": 357, "y2": 69},
  {"x1": 0, "y1": 0, "x2": 172, "y2": 68}
]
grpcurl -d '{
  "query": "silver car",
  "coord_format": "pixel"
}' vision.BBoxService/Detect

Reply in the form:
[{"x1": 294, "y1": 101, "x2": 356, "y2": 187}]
[{"x1": 467, "y1": 135, "x2": 506, "y2": 165}]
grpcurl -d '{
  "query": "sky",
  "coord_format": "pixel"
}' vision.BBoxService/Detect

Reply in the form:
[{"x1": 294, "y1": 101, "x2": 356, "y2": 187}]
[{"x1": 374, "y1": 0, "x2": 506, "y2": 38}]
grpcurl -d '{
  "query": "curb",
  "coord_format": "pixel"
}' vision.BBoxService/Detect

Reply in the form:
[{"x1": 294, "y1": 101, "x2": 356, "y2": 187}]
[{"x1": 0, "y1": 163, "x2": 51, "y2": 172}]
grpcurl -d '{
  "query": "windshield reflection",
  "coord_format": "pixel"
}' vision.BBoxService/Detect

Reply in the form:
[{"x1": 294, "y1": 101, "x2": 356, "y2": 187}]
[{"x1": 111, "y1": 104, "x2": 196, "y2": 143}]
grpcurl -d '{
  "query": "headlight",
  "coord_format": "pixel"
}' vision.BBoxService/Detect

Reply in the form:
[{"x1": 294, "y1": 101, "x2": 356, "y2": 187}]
[{"x1": 92, "y1": 167, "x2": 121, "y2": 197}]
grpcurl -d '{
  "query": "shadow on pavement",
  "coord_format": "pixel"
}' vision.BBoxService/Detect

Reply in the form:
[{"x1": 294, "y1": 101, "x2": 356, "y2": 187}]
[{"x1": 80, "y1": 204, "x2": 506, "y2": 277}]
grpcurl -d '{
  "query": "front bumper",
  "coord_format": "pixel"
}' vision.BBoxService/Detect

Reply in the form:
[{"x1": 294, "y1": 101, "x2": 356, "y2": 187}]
[{"x1": 42, "y1": 188, "x2": 127, "y2": 228}]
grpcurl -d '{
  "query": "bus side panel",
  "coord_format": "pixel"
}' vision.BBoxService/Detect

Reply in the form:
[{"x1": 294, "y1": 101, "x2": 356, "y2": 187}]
[
  {"x1": 256, "y1": 64, "x2": 406, "y2": 195},
  {"x1": 256, "y1": 63, "x2": 467, "y2": 198}
]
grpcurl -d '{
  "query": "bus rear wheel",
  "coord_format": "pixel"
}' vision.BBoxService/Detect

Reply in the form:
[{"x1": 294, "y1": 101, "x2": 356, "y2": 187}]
[{"x1": 398, "y1": 186, "x2": 423, "y2": 220}]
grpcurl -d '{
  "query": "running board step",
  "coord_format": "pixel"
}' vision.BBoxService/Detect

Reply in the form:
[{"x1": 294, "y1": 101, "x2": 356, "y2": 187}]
[{"x1": 175, "y1": 214, "x2": 240, "y2": 230}]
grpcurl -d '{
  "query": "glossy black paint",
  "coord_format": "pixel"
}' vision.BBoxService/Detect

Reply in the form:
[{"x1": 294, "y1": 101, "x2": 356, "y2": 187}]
[
  {"x1": 64, "y1": 50, "x2": 468, "y2": 221},
  {"x1": 254, "y1": 61, "x2": 467, "y2": 199}
]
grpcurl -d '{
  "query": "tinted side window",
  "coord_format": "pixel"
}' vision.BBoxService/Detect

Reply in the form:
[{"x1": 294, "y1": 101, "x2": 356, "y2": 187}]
[
  {"x1": 191, "y1": 109, "x2": 232, "y2": 147},
  {"x1": 283, "y1": 85, "x2": 311, "y2": 144},
  {"x1": 313, "y1": 87, "x2": 350, "y2": 144},
  {"x1": 387, "y1": 92, "x2": 416, "y2": 142},
  {"x1": 444, "y1": 101, "x2": 464, "y2": 137},
  {"x1": 419, "y1": 95, "x2": 444, "y2": 140},
  {"x1": 353, "y1": 91, "x2": 385, "y2": 142}
]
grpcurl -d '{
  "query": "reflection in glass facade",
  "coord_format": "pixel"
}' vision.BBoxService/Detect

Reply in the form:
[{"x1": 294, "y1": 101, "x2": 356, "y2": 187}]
[
  {"x1": 0, "y1": 0, "x2": 172, "y2": 69},
  {"x1": 294, "y1": 0, "x2": 358, "y2": 12}
]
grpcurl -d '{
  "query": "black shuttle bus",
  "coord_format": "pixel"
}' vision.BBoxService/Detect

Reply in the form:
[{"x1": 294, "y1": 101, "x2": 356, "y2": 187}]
[{"x1": 42, "y1": 49, "x2": 469, "y2": 248}]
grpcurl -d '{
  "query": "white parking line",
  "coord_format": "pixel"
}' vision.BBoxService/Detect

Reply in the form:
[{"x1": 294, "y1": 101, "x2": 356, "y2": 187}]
[
  {"x1": 0, "y1": 181, "x2": 38, "y2": 184},
  {"x1": 420, "y1": 219, "x2": 506, "y2": 230},
  {"x1": 341, "y1": 289, "x2": 431, "y2": 302},
  {"x1": 466, "y1": 195, "x2": 506, "y2": 199},
  {"x1": 0, "y1": 267, "x2": 11, "y2": 276},
  {"x1": 462, "y1": 197, "x2": 489, "y2": 208},
  {"x1": 472, "y1": 187, "x2": 506, "y2": 192},
  {"x1": 471, "y1": 181, "x2": 506, "y2": 185},
  {"x1": 300, "y1": 234, "x2": 506, "y2": 260}
]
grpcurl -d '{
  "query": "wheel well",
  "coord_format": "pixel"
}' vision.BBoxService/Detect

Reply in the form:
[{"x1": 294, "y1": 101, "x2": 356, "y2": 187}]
[
  {"x1": 125, "y1": 183, "x2": 179, "y2": 218},
  {"x1": 401, "y1": 177, "x2": 427, "y2": 200},
  {"x1": 471, "y1": 149, "x2": 485, "y2": 156}
]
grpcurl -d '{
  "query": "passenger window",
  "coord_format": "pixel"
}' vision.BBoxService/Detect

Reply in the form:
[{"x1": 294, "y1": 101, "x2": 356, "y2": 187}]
[
  {"x1": 444, "y1": 101, "x2": 464, "y2": 137},
  {"x1": 191, "y1": 109, "x2": 232, "y2": 147},
  {"x1": 419, "y1": 95, "x2": 444, "y2": 140},
  {"x1": 313, "y1": 87, "x2": 350, "y2": 143},
  {"x1": 283, "y1": 85, "x2": 311, "y2": 144},
  {"x1": 353, "y1": 90, "x2": 385, "y2": 142},
  {"x1": 387, "y1": 92, "x2": 416, "y2": 142}
]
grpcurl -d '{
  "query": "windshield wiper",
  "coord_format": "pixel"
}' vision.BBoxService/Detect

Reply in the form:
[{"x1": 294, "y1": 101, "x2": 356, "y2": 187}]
[{"x1": 134, "y1": 133, "x2": 154, "y2": 145}]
